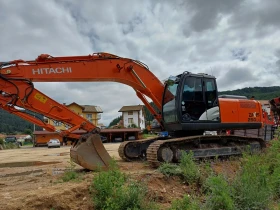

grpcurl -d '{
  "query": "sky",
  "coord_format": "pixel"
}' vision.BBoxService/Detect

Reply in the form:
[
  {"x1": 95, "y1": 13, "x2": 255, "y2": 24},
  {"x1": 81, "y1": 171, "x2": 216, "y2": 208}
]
[{"x1": 1, "y1": 0, "x2": 280, "y2": 126}]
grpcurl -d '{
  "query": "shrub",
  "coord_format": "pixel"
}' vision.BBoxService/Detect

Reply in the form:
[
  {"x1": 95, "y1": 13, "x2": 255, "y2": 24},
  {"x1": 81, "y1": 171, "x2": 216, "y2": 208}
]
[
  {"x1": 142, "y1": 128, "x2": 149, "y2": 134},
  {"x1": 203, "y1": 174, "x2": 234, "y2": 210},
  {"x1": 91, "y1": 160, "x2": 157, "y2": 210},
  {"x1": 179, "y1": 151, "x2": 200, "y2": 184},
  {"x1": 169, "y1": 194, "x2": 201, "y2": 210},
  {"x1": 0, "y1": 138, "x2": 4, "y2": 145}
]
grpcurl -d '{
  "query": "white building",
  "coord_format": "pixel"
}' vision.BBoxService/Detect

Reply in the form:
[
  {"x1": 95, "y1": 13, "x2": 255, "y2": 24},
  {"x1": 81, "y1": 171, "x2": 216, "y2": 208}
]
[{"x1": 118, "y1": 105, "x2": 146, "y2": 129}]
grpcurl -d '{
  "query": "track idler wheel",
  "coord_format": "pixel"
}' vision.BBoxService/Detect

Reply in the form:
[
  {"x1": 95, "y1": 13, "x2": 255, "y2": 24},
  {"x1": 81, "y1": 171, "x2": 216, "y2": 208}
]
[
  {"x1": 70, "y1": 132, "x2": 112, "y2": 171},
  {"x1": 158, "y1": 146, "x2": 173, "y2": 163}
]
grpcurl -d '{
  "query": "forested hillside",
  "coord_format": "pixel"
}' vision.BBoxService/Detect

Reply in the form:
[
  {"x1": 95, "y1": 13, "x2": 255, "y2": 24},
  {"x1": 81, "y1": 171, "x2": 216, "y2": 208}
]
[
  {"x1": 0, "y1": 109, "x2": 43, "y2": 134},
  {"x1": 219, "y1": 86, "x2": 280, "y2": 100}
]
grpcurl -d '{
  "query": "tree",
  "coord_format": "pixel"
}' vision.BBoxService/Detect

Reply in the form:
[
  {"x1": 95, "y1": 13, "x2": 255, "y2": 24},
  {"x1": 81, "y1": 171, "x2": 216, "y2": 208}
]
[
  {"x1": 108, "y1": 116, "x2": 122, "y2": 127},
  {"x1": 24, "y1": 129, "x2": 33, "y2": 135},
  {"x1": 128, "y1": 123, "x2": 138, "y2": 128}
]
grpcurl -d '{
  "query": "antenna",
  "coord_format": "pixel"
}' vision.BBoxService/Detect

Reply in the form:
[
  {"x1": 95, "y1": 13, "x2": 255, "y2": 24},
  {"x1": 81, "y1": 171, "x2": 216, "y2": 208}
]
[{"x1": 210, "y1": 67, "x2": 214, "y2": 76}]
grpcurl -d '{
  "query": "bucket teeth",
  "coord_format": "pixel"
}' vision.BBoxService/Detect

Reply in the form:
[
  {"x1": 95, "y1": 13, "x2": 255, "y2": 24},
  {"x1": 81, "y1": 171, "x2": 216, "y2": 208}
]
[{"x1": 70, "y1": 134, "x2": 111, "y2": 170}]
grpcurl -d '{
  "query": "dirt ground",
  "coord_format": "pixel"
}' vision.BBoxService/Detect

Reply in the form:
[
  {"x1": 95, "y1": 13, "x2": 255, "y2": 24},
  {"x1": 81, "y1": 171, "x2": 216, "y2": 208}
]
[{"x1": 0, "y1": 143, "x2": 239, "y2": 210}]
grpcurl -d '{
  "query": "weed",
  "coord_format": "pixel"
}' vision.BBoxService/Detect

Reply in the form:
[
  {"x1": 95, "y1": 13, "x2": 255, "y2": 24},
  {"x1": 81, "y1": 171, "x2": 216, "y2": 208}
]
[
  {"x1": 270, "y1": 165, "x2": 280, "y2": 199},
  {"x1": 179, "y1": 151, "x2": 200, "y2": 184},
  {"x1": 232, "y1": 153, "x2": 272, "y2": 210},
  {"x1": 264, "y1": 140, "x2": 280, "y2": 200},
  {"x1": 60, "y1": 160, "x2": 82, "y2": 182},
  {"x1": 158, "y1": 163, "x2": 182, "y2": 177},
  {"x1": 2, "y1": 142, "x2": 20, "y2": 149},
  {"x1": 203, "y1": 174, "x2": 234, "y2": 210},
  {"x1": 158, "y1": 151, "x2": 200, "y2": 185},
  {"x1": 265, "y1": 139, "x2": 280, "y2": 173},
  {"x1": 91, "y1": 159, "x2": 158, "y2": 210},
  {"x1": 198, "y1": 160, "x2": 213, "y2": 186},
  {"x1": 169, "y1": 194, "x2": 201, "y2": 210}
]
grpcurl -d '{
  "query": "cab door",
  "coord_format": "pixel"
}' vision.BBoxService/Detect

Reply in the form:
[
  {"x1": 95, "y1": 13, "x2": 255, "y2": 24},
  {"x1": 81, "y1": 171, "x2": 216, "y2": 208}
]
[
  {"x1": 203, "y1": 77, "x2": 220, "y2": 121},
  {"x1": 180, "y1": 75, "x2": 220, "y2": 122},
  {"x1": 181, "y1": 76, "x2": 206, "y2": 121}
]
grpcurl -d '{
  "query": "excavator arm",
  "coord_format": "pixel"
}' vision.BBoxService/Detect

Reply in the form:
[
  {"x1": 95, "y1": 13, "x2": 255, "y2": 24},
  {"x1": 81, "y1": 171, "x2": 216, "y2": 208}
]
[
  {"x1": 0, "y1": 100, "x2": 81, "y2": 138},
  {"x1": 0, "y1": 53, "x2": 168, "y2": 170}
]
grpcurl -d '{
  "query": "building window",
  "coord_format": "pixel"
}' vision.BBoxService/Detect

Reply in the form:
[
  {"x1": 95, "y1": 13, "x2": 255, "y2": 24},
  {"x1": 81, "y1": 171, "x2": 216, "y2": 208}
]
[
  {"x1": 86, "y1": 114, "x2": 92, "y2": 119},
  {"x1": 128, "y1": 118, "x2": 133, "y2": 123},
  {"x1": 54, "y1": 121, "x2": 62, "y2": 126},
  {"x1": 128, "y1": 111, "x2": 133, "y2": 115}
]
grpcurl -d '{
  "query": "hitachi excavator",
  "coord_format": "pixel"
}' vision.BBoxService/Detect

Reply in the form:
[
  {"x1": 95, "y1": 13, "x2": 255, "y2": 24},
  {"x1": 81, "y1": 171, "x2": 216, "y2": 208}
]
[{"x1": 0, "y1": 52, "x2": 273, "y2": 170}]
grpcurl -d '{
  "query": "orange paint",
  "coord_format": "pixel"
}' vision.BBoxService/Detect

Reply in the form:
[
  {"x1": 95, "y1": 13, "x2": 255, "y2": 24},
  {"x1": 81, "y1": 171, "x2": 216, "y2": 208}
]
[
  {"x1": 219, "y1": 98, "x2": 263, "y2": 123},
  {"x1": 34, "y1": 133, "x2": 62, "y2": 146}
]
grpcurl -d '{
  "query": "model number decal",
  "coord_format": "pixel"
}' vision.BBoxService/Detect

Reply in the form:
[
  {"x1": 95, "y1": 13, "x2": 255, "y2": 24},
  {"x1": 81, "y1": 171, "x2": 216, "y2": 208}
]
[
  {"x1": 248, "y1": 112, "x2": 259, "y2": 122},
  {"x1": 34, "y1": 93, "x2": 48, "y2": 104}
]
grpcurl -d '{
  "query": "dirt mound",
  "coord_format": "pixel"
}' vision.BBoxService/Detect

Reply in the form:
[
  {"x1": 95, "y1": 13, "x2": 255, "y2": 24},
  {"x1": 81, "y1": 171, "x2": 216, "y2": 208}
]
[
  {"x1": 130, "y1": 171, "x2": 192, "y2": 208},
  {"x1": 2, "y1": 182, "x2": 94, "y2": 210}
]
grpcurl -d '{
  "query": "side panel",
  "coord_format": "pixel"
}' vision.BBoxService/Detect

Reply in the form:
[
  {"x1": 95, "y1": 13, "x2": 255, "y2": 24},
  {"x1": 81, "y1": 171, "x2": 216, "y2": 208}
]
[{"x1": 219, "y1": 98, "x2": 263, "y2": 123}]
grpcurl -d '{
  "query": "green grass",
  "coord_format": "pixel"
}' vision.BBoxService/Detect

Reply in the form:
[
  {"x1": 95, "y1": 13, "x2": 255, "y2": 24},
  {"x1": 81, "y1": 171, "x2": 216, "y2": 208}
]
[
  {"x1": 23, "y1": 142, "x2": 33, "y2": 146},
  {"x1": 142, "y1": 134, "x2": 157, "y2": 139}
]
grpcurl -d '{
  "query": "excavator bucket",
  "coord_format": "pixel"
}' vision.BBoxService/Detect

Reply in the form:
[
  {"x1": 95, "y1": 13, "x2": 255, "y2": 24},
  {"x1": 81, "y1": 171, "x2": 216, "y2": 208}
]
[{"x1": 70, "y1": 134, "x2": 112, "y2": 170}]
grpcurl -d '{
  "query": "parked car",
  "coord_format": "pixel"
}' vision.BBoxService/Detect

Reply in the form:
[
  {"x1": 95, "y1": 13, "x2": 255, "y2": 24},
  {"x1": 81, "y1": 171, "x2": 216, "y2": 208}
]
[
  {"x1": 47, "y1": 139, "x2": 61, "y2": 148},
  {"x1": 128, "y1": 136, "x2": 136, "y2": 140},
  {"x1": 4, "y1": 136, "x2": 17, "y2": 143},
  {"x1": 100, "y1": 135, "x2": 107, "y2": 142},
  {"x1": 114, "y1": 137, "x2": 122, "y2": 142}
]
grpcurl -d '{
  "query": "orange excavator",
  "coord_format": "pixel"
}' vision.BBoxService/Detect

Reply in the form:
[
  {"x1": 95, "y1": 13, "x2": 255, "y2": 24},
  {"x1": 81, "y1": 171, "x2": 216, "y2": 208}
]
[{"x1": 0, "y1": 53, "x2": 273, "y2": 170}]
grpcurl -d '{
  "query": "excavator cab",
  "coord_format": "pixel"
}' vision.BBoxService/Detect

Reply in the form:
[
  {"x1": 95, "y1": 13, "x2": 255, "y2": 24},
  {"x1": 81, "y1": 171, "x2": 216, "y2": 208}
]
[{"x1": 162, "y1": 72, "x2": 220, "y2": 134}]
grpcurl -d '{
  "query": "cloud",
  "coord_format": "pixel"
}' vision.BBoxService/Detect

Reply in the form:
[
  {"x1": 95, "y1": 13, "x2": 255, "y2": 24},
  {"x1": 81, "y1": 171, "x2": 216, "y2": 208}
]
[{"x1": 1, "y1": 0, "x2": 280, "y2": 126}]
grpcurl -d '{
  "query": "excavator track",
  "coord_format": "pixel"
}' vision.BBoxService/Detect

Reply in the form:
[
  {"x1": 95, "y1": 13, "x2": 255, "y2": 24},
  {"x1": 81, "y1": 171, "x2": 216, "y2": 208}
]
[
  {"x1": 118, "y1": 137, "x2": 159, "y2": 161},
  {"x1": 146, "y1": 135, "x2": 266, "y2": 167}
]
